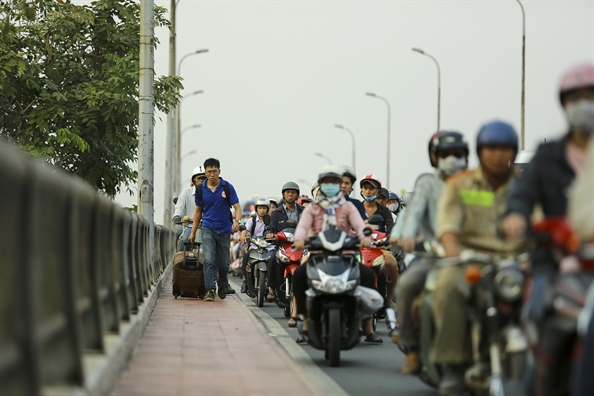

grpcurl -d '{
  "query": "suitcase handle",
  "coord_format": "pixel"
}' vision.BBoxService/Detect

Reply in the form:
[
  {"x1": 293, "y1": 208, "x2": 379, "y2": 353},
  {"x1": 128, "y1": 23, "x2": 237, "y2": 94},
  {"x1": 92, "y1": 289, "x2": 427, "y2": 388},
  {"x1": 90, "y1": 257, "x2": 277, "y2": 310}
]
[{"x1": 183, "y1": 242, "x2": 200, "y2": 266}]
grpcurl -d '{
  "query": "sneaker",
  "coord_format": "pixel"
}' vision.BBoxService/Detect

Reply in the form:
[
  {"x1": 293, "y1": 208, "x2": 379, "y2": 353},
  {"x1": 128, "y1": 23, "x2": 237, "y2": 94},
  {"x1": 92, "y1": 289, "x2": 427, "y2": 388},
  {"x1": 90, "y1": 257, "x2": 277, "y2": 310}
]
[
  {"x1": 390, "y1": 326, "x2": 400, "y2": 344},
  {"x1": 401, "y1": 352, "x2": 421, "y2": 374},
  {"x1": 204, "y1": 289, "x2": 215, "y2": 302},
  {"x1": 218, "y1": 286, "x2": 227, "y2": 300},
  {"x1": 225, "y1": 284, "x2": 236, "y2": 294}
]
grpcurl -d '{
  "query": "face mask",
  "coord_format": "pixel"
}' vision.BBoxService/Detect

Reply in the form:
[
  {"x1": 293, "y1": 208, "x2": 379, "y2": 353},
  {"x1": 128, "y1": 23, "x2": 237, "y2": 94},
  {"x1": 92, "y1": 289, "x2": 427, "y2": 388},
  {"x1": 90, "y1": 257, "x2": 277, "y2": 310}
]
[
  {"x1": 388, "y1": 203, "x2": 399, "y2": 213},
  {"x1": 361, "y1": 193, "x2": 377, "y2": 202},
  {"x1": 320, "y1": 183, "x2": 341, "y2": 197},
  {"x1": 438, "y1": 156, "x2": 467, "y2": 176},
  {"x1": 565, "y1": 99, "x2": 594, "y2": 134}
]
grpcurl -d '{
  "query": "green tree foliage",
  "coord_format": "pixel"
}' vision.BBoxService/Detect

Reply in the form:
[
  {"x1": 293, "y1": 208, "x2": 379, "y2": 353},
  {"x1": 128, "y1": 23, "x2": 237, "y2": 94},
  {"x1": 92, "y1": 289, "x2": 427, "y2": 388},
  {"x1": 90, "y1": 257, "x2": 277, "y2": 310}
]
[{"x1": 0, "y1": 0, "x2": 182, "y2": 196}]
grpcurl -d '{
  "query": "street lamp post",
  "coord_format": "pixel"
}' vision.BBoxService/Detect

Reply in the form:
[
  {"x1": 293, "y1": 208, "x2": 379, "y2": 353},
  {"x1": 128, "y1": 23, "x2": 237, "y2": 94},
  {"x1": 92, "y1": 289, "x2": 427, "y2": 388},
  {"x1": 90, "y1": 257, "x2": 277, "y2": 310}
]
[
  {"x1": 366, "y1": 93, "x2": 392, "y2": 189},
  {"x1": 412, "y1": 48, "x2": 441, "y2": 131},
  {"x1": 516, "y1": 0, "x2": 526, "y2": 150},
  {"x1": 314, "y1": 152, "x2": 332, "y2": 165},
  {"x1": 334, "y1": 124, "x2": 356, "y2": 171},
  {"x1": 175, "y1": 90, "x2": 203, "y2": 192}
]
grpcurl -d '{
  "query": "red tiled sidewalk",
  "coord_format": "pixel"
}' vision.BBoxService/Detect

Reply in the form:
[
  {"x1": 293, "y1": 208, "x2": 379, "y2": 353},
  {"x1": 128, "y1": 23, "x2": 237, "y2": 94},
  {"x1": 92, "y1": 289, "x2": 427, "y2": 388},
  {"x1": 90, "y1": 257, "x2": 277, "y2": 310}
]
[{"x1": 112, "y1": 274, "x2": 320, "y2": 396}]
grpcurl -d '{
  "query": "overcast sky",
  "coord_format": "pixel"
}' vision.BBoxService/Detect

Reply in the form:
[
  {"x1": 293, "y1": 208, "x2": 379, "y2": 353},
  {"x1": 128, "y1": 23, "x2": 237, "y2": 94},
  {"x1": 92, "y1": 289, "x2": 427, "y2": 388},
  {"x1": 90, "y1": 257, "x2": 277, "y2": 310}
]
[{"x1": 98, "y1": 0, "x2": 592, "y2": 224}]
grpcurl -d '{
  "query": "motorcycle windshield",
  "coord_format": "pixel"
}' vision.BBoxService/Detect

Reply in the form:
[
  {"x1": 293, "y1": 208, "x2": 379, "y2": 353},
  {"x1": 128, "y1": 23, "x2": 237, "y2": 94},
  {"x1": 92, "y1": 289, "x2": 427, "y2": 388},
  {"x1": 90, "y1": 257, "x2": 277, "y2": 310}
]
[
  {"x1": 249, "y1": 249, "x2": 274, "y2": 262},
  {"x1": 311, "y1": 254, "x2": 357, "y2": 276}
]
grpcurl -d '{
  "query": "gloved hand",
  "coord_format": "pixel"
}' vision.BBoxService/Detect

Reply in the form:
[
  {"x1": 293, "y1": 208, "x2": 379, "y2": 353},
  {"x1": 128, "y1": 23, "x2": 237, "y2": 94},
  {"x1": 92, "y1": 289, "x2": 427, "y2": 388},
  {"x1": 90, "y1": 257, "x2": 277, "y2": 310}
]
[{"x1": 172, "y1": 215, "x2": 182, "y2": 225}]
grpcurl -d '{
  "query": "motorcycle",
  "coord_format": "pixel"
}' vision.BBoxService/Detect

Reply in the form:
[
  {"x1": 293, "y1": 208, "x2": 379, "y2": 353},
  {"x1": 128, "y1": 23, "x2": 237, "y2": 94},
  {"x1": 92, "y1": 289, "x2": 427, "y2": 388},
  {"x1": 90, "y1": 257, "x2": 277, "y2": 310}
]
[
  {"x1": 273, "y1": 221, "x2": 310, "y2": 318},
  {"x1": 303, "y1": 225, "x2": 381, "y2": 367},
  {"x1": 240, "y1": 215, "x2": 275, "y2": 307},
  {"x1": 359, "y1": 214, "x2": 397, "y2": 333},
  {"x1": 525, "y1": 217, "x2": 594, "y2": 396},
  {"x1": 417, "y1": 251, "x2": 529, "y2": 396}
]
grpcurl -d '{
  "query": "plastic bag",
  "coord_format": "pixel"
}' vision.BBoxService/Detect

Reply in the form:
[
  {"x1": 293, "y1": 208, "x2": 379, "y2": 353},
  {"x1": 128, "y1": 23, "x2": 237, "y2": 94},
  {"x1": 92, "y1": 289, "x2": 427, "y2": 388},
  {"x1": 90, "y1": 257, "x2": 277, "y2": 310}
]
[{"x1": 356, "y1": 286, "x2": 384, "y2": 319}]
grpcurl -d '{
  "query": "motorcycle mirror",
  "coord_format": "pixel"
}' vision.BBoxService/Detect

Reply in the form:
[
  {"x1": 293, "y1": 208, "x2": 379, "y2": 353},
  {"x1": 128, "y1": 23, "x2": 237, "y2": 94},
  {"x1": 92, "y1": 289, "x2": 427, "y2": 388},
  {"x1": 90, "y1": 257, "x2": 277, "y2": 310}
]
[
  {"x1": 368, "y1": 214, "x2": 383, "y2": 226},
  {"x1": 286, "y1": 220, "x2": 298, "y2": 228},
  {"x1": 263, "y1": 214, "x2": 271, "y2": 225},
  {"x1": 363, "y1": 227, "x2": 372, "y2": 237},
  {"x1": 239, "y1": 224, "x2": 246, "y2": 232}
]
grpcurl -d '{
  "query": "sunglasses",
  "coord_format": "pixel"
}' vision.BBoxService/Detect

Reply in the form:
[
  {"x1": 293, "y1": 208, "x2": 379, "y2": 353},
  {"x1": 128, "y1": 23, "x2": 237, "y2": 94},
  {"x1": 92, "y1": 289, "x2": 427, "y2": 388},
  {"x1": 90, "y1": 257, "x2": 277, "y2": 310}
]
[{"x1": 436, "y1": 150, "x2": 466, "y2": 159}]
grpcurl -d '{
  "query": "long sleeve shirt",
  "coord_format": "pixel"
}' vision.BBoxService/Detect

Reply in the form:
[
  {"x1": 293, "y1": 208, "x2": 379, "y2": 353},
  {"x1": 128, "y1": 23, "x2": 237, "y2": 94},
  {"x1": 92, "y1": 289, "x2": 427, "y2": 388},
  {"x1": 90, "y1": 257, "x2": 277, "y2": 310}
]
[
  {"x1": 294, "y1": 201, "x2": 370, "y2": 242},
  {"x1": 173, "y1": 186, "x2": 197, "y2": 221},
  {"x1": 401, "y1": 171, "x2": 444, "y2": 241}
]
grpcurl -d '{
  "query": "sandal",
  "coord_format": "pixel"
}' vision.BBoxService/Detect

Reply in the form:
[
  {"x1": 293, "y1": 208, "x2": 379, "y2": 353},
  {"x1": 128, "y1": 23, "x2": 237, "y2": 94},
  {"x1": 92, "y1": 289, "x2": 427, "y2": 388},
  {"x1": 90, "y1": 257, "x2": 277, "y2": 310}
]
[
  {"x1": 288, "y1": 318, "x2": 297, "y2": 327},
  {"x1": 365, "y1": 332, "x2": 383, "y2": 344},
  {"x1": 266, "y1": 291, "x2": 276, "y2": 302},
  {"x1": 296, "y1": 336, "x2": 307, "y2": 344}
]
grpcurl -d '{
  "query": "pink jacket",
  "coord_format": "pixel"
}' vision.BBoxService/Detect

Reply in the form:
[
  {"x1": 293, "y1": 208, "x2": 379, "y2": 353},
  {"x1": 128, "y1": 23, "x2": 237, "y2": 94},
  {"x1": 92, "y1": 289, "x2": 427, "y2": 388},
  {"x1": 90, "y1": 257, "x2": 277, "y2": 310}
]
[{"x1": 294, "y1": 201, "x2": 370, "y2": 242}]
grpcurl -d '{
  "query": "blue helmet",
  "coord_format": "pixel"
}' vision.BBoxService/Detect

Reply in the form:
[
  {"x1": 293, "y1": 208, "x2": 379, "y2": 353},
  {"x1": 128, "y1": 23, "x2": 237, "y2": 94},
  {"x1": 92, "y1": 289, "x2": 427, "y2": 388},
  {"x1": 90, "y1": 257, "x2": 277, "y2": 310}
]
[
  {"x1": 388, "y1": 191, "x2": 400, "y2": 201},
  {"x1": 476, "y1": 120, "x2": 518, "y2": 157}
]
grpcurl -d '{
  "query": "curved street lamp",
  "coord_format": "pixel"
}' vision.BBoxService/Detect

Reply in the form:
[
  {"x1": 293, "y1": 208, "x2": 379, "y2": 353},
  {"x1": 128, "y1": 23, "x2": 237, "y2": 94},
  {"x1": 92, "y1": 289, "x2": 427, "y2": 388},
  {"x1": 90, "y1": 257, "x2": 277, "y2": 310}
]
[
  {"x1": 314, "y1": 152, "x2": 332, "y2": 165},
  {"x1": 175, "y1": 90, "x2": 203, "y2": 192},
  {"x1": 366, "y1": 92, "x2": 392, "y2": 189},
  {"x1": 181, "y1": 124, "x2": 201, "y2": 136},
  {"x1": 412, "y1": 48, "x2": 441, "y2": 131},
  {"x1": 335, "y1": 124, "x2": 356, "y2": 171}
]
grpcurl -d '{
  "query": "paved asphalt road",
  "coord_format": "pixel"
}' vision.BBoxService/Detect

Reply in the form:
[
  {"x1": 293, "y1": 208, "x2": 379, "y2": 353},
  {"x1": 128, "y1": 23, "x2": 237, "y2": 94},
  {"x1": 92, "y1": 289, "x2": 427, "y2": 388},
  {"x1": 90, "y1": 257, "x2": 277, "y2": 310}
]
[{"x1": 230, "y1": 277, "x2": 437, "y2": 396}]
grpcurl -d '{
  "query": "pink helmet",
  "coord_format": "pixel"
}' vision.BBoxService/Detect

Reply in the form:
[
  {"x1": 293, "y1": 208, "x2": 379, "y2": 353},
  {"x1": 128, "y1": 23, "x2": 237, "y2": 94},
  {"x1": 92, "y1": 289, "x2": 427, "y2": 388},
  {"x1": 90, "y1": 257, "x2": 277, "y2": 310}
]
[{"x1": 559, "y1": 63, "x2": 594, "y2": 101}]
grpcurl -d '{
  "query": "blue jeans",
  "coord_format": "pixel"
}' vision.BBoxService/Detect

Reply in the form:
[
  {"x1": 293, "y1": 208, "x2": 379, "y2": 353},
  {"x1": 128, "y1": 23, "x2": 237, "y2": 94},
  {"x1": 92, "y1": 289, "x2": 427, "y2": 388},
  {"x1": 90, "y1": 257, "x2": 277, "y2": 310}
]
[
  {"x1": 178, "y1": 227, "x2": 202, "y2": 251},
  {"x1": 201, "y1": 226, "x2": 230, "y2": 291}
]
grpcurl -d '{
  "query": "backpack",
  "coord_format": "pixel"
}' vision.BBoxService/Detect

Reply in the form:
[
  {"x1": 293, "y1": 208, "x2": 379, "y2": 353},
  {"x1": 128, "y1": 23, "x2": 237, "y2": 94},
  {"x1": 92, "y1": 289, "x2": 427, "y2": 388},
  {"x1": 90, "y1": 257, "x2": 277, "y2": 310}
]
[
  {"x1": 250, "y1": 214, "x2": 257, "y2": 237},
  {"x1": 196, "y1": 182, "x2": 233, "y2": 223}
]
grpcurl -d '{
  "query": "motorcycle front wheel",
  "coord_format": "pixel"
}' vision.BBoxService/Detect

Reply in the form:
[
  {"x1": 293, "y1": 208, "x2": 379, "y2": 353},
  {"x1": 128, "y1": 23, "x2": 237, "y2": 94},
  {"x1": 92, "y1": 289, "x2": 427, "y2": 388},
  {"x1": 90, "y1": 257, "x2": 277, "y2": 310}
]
[
  {"x1": 328, "y1": 308, "x2": 341, "y2": 367},
  {"x1": 257, "y1": 271, "x2": 266, "y2": 307}
]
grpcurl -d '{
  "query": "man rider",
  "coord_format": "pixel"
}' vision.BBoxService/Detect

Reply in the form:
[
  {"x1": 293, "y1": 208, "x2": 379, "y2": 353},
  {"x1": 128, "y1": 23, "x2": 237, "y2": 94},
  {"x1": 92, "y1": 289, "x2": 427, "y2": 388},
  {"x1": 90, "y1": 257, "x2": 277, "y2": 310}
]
[
  {"x1": 239, "y1": 197, "x2": 271, "y2": 295},
  {"x1": 172, "y1": 166, "x2": 206, "y2": 250},
  {"x1": 392, "y1": 131, "x2": 469, "y2": 374},
  {"x1": 265, "y1": 182, "x2": 305, "y2": 304},
  {"x1": 340, "y1": 165, "x2": 367, "y2": 220},
  {"x1": 431, "y1": 121, "x2": 529, "y2": 396}
]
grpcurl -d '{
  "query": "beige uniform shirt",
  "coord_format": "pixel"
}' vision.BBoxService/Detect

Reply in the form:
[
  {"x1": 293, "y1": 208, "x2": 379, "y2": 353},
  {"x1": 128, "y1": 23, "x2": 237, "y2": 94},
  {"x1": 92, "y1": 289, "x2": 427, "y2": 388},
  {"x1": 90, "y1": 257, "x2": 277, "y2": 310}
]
[{"x1": 436, "y1": 165, "x2": 529, "y2": 257}]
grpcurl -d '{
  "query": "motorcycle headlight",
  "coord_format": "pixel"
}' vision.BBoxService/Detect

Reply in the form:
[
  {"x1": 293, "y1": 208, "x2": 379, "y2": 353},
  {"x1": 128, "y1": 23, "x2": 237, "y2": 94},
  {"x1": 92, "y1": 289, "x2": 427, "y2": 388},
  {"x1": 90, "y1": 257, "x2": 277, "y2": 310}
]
[
  {"x1": 311, "y1": 269, "x2": 357, "y2": 294},
  {"x1": 494, "y1": 268, "x2": 525, "y2": 302},
  {"x1": 277, "y1": 250, "x2": 290, "y2": 263}
]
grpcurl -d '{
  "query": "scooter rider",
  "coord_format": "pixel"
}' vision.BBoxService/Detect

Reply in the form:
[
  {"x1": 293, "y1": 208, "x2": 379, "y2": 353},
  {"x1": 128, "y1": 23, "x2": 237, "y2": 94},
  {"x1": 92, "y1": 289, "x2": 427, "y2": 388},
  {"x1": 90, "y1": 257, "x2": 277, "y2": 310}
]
[
  {"x1": 239, "y1": 197, "x2": 271, "y2": 295},
  {"x1": 172, "y1": 166, "x2": 207, "y2": 250},
  {"x1": 360, "y1": 174, "x2": 399, "y2": 318},
  {"x1": 291, "y1": 165, "x2": 374, "y2": 342},
  {"x1": 340, "y1": 165, "x2": 367, "y2": 220},
  {"x1": 431, "y1": 121, "x2": 530, "y2": 396},
  {"x1": 500, "y1": 63, "x2": 594, "y2": 396},
  {"x1": 265, "y1": 182, "x2": 305, "y2": 301},
  {"x1": 387, "y1": 192, "x2": 402, "y2": 216},
  {"x1": 392, "y1": 131, "x2": 469, "y2": 374}
]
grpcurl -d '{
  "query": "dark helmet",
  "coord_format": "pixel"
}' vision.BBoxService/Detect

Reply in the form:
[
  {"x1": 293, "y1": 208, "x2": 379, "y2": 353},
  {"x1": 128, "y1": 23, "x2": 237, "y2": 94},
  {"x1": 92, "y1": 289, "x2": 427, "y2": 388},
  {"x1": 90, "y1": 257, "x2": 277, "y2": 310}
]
[
  {"x1": 428, "y1": 131, "x2": 469, "y2": 168},
  {"x1": 388, "y1": 191, "x2": 400, "y2": 201},
  {"x1": 476, "y1": 120, "x2": 519, "y2": 158},
  {"x1": 379, "y1": 187, "x2": 390, "y2": 199},
  {"x1": 281, "y1": 181, "x2": 300, "y2": 195}
]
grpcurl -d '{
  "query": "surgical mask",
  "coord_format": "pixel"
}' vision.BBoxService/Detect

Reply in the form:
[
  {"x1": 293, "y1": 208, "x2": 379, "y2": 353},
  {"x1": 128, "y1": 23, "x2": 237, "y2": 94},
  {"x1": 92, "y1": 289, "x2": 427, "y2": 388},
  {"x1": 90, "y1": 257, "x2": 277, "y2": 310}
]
[
  {"x1": 320, "y1": 183, "x2": 341, "y2": 197},
  {"x1": 388, "y1": 203, "x2": 399, "y2": 213},
  {"x1": 361, "y1": 194, "x2": 377, "y2": 202},
  {"x1": 438, "y1": 156, "x2": 467, "y2": 176},
  {"x1": 565, "y1": 99, "x2": 594, "y2": 134}
]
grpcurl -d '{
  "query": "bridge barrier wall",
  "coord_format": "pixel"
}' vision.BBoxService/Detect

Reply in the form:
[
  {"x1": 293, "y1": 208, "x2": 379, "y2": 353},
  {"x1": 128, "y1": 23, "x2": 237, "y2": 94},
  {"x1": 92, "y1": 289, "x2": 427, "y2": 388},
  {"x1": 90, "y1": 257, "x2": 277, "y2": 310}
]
[{"x1": 0, "y1": 143, "x2": 176, "y2": 395}]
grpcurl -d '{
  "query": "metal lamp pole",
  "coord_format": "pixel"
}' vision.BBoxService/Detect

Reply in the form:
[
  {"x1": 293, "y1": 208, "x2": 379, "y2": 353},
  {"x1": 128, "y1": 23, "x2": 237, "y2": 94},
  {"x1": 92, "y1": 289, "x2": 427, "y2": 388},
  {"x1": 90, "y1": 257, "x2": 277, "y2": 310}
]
[
  {"x1": 366, "y1": 93, "x2": 392, "y2": 189},
  {"x1": 516, "y1": 0, "x2": 526, "y2": 150},
  {"x1": 334, "y1": 124, "x2": 356, "y2": 171},
  {"x1": 412, "y1": 48, "x2": 441, "y2": 131},
  {"x1": 175, "y1": 89, "x2": 203, "y2": 192}
]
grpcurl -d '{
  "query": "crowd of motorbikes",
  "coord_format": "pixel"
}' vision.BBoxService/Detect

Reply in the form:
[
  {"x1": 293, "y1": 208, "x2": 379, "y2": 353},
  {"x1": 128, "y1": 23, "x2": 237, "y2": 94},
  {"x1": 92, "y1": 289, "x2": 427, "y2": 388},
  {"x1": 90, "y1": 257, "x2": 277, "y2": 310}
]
[{"x1": 227, "y1": 209, "x2": 592, "y2": 395}]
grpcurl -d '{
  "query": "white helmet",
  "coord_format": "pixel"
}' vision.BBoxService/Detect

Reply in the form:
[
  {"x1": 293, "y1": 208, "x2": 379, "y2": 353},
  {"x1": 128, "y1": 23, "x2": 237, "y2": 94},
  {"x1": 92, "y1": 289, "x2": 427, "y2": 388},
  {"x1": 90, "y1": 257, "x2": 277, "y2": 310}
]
[
  {"x1": 191, "y1": 166, "x2": 205, "y2": 181},
  {"x1": 317, "y1": 165, "x2": 343, "y2": 181},
  {"x1": 254, "y1": 196, "x2": 270, "y2": 210}
]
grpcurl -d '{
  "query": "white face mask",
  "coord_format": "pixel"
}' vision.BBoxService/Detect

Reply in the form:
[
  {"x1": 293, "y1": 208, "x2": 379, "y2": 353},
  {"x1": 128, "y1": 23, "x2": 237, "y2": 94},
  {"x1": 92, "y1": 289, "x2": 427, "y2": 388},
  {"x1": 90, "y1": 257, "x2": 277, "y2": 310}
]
[
  {"x1": 438, "y1": 156, "x2": 467, "y2": 176},
  {"x1": 565, "y1": 99, "x2": 594, "y2": 134}
]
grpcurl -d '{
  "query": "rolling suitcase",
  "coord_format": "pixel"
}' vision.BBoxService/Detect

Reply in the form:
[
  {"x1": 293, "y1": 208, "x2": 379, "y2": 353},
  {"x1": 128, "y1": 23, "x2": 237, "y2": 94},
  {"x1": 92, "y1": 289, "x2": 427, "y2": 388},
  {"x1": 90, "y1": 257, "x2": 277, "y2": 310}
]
[{"x1": 172, "y1": 242, "x2": 205, "y2": 299}]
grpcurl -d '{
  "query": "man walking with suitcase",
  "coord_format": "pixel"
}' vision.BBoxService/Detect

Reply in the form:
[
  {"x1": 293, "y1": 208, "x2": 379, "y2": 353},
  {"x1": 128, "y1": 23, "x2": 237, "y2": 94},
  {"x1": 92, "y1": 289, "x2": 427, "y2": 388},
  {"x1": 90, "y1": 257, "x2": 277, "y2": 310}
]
[{"x1": 189, "y1": 158, "x2": 242, "y2": 301}]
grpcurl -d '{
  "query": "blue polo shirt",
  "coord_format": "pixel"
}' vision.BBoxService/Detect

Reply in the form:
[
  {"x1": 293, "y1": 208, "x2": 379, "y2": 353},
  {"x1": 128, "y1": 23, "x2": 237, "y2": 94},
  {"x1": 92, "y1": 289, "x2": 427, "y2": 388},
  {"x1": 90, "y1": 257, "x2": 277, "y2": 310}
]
[{"x1": 195, "y1": 178, "x2": 239, "y2": 233}]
